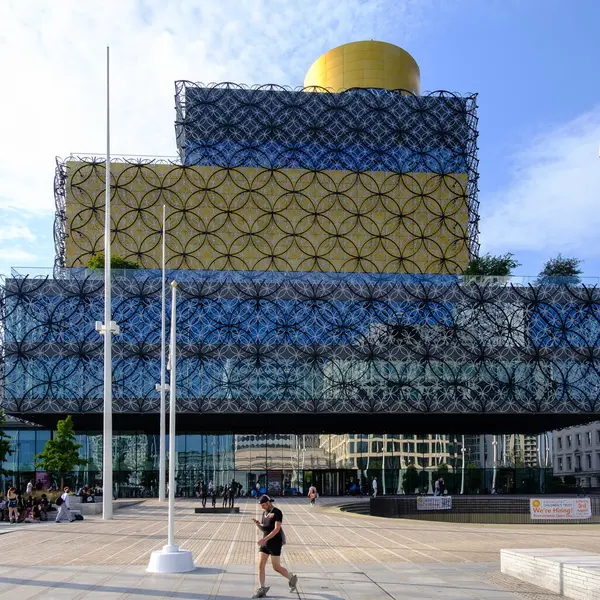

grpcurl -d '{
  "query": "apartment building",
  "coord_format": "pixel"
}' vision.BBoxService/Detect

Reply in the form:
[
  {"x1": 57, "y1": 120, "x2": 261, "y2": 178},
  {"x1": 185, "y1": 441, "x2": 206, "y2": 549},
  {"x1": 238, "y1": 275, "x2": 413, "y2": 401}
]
[{"x1": 553, "y1": 423, "x2": 600, "y2": 487}]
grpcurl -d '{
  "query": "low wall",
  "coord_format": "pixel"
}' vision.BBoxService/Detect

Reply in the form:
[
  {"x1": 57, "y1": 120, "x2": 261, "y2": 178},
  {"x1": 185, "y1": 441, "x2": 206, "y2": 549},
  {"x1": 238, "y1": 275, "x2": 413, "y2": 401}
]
[
  {"x1": 501, "y1": 548, "x2": 600, "y2": 599},
  {"x1": 72, "y1": 499, "x2": 143, "y2": 516},
  {"x1": 370, "y1": 495, "x2": 600, "y2": 524}
]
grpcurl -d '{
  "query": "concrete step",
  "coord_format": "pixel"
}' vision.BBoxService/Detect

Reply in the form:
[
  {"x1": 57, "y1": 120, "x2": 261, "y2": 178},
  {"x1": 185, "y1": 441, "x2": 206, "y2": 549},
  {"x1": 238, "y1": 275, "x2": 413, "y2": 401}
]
[{"x1": 339, "y1": 502, "x2": 370, "y2": 515}]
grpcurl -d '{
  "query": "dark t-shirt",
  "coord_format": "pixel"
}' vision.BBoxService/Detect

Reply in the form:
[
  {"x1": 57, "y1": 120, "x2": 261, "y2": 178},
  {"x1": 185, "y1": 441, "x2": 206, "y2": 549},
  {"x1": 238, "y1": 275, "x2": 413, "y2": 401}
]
[{"x1": 261, "y1": 507, "x2": 283, "y2": 539}]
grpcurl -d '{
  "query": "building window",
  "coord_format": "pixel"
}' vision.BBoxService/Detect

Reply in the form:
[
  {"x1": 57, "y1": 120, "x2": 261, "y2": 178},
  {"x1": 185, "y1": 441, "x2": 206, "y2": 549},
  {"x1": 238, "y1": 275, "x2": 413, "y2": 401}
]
[
  {"x1": 577, "y1": 433, "x2": 582, "y2": 446},
  {"x1": 567, "y1": 435, "x2": 572, "y2": 448},
  {"x1": 567, "y1": 456, "x2": 572, "y2": 470},
  {"x1": 597, "y1": 453, "x2": 600, "y2": 468},
  {"x1": 386, "y1": 441, "x2": 393, "y2": 453},
  {"x1": 372, "y1": 441, "x2": 384, "y2": 453},
  {"x1": 558, "y1": 437, "x2": 562, "y2": 449},
  {"x1": 357, "y1": 442, "x2": 368, "y2": 453},
  {"x1": 587, "y1": 454, "x2": 592, "y2": 469},
  {"x1": 587, "y1": 431, "x2": 592, "y2": 445},
  {"x1": 597, "y1": 431, "x2": 600, "y2": 444},
  {"x1": 349, "y1": 442, "x2": 355, "y2": 454},
  {"x1": 576, "y1": 455, "x2": 581, "y2": 470},
  {"x1": 558, "y1": 457, "x2": 563, "y2": 471}
]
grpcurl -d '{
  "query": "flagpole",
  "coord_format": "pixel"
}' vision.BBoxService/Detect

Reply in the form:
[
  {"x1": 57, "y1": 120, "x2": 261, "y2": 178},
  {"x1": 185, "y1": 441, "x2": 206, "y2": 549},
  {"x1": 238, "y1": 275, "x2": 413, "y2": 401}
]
[
  {"x1": 158, "y1": 204, "x2": 167, "y2": 502},
  {"x1": 147, "y1": 281, "x2": 194, "y2": 573},
  {"x1": 167, "y1": 281, "x2": 177, "y2": 548}
]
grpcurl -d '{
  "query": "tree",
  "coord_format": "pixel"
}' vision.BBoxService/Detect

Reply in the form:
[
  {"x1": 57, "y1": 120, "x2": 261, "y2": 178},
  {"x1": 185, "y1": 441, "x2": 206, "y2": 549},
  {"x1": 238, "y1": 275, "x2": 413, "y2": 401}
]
[
  {"x1": 0, "y1": 411, "x2": 13, "y2": 475},
  {"x1": 434, "y1": 462, "x2": 449, "y2": 482},
  {"x1": 513, "y1": 455, "x2": 525, "y2": 469},
  {"x1": 464, "y1": 253, "x2": 520, "y2": 277},
  {"x1": 402, "y1": 464, "x2": 419, "y2": 494},
  {"x1": 87, "y1": 253, "x2": 140, "y2": 270},
  {"x1": 114, "y1": 442, "x2": 132, "y2": 489},
  {"x1": 435, "y1": 462, "x2": 449, "y2": 474},
  {"x1": 465, "y1": 463, "x2": 481, "y2": 494},
  {"x1": 537, "y1": 254, "x2": 583, "y2": 284},
  {"x1": 35, "y1": 416, "x2": 88, "y2": 489}
]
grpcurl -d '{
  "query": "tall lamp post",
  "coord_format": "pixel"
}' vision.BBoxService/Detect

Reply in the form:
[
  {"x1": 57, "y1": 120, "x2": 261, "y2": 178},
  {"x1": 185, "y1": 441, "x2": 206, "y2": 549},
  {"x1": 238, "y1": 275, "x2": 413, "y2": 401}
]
[
  {"x1": 492, "y1": 436, "x2": 498, "y2": 492},
  {"x1": 380, "y1": 438, "x2": 386, "y2": 495},
  {"x1": 460, "y1": 435, "x2": 466, "y2": 495},
  {"x1": 538, "y1": 432, "x2": 547, "y2": 492},
  {"x1": 95, "y1": 46, "x2": 119, "y2": 520}
]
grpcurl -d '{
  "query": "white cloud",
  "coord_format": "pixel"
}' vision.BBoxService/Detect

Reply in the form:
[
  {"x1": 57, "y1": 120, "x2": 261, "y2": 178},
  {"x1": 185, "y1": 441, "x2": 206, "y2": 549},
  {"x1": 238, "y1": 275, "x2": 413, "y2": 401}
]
[
  {"x1": 0, "y1": 224, "x2": 35, "y2": 243},
  {"x1": 0, "y1": 248, "x2": 40, "y2": 268},
  {"x1": 0, "y1": 0, "x2": 431, "y2": 271},
  {"x1": 0, "y1": 219, "x2": 40, "y2": 274},
  {"x1": 480, "y1": 107, "x2": 600, "y2": 257}
]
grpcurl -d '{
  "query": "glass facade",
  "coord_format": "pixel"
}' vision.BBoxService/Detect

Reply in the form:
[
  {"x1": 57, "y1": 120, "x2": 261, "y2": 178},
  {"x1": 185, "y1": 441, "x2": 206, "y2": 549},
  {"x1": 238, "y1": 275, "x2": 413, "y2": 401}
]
[{"x1": 0, "y1": 429, "x2": 555, "y2": 496}]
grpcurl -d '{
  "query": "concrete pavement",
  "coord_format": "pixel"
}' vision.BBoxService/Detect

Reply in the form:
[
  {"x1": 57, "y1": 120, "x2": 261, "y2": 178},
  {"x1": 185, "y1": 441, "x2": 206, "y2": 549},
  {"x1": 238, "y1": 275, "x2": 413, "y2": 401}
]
[{"x1": 0, "y1": 497, "x2": 586, "y2": 598}]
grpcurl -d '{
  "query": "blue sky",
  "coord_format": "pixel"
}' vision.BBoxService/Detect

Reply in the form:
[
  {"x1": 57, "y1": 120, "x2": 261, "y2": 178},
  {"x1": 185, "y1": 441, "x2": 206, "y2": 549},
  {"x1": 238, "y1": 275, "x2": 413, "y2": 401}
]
[{"x1": 1, "y1": 0, "x2": 599, "y2": 277}]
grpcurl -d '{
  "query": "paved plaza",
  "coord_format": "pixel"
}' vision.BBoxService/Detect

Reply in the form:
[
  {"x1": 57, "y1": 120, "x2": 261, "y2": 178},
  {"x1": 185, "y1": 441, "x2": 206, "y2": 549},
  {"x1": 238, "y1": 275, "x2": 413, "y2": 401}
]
[{"x1": 1, "y1": 497, "x2": 598, "y2": 598}]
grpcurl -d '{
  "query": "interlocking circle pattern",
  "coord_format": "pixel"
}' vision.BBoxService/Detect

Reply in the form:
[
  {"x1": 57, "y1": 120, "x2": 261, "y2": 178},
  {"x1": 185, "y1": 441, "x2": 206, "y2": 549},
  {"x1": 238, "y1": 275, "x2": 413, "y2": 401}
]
[
  {"x1": 2, "y1": 271, "x2": 599, "y2": 417},
  {"x1": 55, "y1": 83, "x2": 480, "y2": 274}
]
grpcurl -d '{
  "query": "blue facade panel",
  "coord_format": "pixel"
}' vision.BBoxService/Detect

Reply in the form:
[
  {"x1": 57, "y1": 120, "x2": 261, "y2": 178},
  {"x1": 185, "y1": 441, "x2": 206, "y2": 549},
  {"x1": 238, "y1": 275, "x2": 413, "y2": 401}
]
[
  {"x1": 178, "y1": 86, "x2": 475, "y2": 172},
  {"x1": 3, "y1": 270, "x2": 600, "y2": 418}
]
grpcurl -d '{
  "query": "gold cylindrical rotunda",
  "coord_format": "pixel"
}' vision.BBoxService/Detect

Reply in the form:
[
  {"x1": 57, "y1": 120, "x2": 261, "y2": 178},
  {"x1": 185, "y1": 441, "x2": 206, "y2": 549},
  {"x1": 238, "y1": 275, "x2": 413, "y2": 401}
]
[{"x1": 304, "y1": 40, "x2": 420, "y2": 94}]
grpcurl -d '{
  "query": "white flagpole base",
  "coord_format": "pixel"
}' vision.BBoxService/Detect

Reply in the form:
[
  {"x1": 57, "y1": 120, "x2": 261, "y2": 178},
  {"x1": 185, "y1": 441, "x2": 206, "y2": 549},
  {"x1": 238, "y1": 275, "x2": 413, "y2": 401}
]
[{"x1": 146, "y1": 545, "x2": 195, "y2": 573}]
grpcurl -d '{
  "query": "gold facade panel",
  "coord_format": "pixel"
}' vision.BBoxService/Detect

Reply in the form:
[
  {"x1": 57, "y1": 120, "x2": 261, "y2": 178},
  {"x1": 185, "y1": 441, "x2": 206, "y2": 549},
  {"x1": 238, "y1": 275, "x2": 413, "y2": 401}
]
[
  {"x1": 361, "y1": 59, "x2": 385, "y2": 71},
  {"x1": 65, "y1": 162, "x2": 469, "y2": 274}
]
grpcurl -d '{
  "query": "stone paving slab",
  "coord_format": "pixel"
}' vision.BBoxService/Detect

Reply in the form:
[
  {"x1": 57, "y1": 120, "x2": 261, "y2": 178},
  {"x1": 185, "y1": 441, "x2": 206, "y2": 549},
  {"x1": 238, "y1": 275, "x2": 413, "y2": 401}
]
[
  {"x1": 4, "y1": 497, "x2": 600, "y2": 568},
  {"x1": 0, "y1": 563, "x2": 525, "y2": 600},
  {"x1": 0, "y1": 498, "x2": 597, "y2": 598}
]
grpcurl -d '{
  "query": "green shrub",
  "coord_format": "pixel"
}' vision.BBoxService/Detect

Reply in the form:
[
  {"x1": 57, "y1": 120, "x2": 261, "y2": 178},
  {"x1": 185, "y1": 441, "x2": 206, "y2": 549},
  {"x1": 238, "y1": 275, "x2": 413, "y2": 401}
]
[{"x1": 87, "y1": 253, "x2": 140, "y2": 270}]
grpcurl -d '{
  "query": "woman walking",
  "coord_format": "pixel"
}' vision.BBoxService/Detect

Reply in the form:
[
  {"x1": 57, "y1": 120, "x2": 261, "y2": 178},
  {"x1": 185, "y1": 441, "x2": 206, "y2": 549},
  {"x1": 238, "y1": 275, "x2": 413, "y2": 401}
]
[
  {"x1": 308, "y1": 484, "x2": 317, "y2": 507},
  {"x1": 6, "y1": 488, "x2": 18, "y2": 524},
  {"x1": 251, "y1": 495, "x2": 298, "y2": 598}
]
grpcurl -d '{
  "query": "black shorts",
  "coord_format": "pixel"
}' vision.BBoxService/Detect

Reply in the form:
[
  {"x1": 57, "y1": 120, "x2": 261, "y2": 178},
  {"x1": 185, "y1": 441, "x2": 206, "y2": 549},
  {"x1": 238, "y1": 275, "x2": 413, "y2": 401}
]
[{"x1": 259, "y1": 537, "x2": 283, "y2": 557}]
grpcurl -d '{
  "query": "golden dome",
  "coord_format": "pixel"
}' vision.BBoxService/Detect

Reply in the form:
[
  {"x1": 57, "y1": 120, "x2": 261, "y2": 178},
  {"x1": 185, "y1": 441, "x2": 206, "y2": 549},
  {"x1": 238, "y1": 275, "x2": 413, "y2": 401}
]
[{"x1": 304, "y1": 40, "x2": 420, "y2": 94}]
